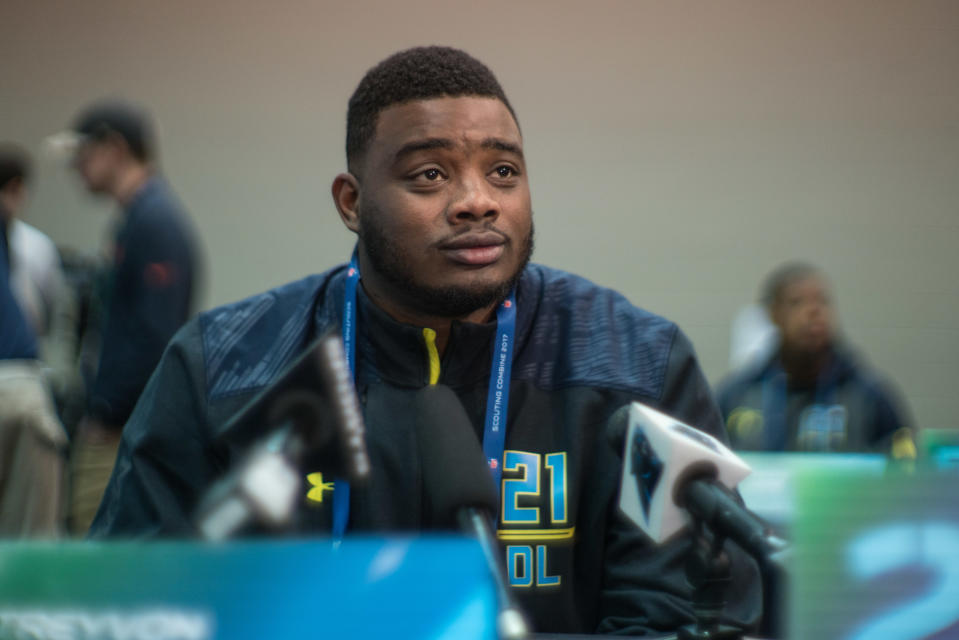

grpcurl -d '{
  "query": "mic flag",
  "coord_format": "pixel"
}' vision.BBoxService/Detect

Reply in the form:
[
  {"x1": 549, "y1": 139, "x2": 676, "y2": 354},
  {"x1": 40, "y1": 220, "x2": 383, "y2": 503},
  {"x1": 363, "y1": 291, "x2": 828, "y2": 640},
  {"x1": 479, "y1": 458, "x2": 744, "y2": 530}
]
[{"x1": 614, "y1": 402, "x2": 751, "y2": 544}]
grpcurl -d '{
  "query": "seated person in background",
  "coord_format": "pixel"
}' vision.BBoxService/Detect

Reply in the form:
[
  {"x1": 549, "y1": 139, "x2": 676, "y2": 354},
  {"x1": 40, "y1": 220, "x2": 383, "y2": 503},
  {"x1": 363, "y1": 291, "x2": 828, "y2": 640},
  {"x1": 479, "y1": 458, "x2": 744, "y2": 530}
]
[
  {"x1": 716, "y1": 262, "x2": 915, "y2": 455},
  {"x1": 90, "y1": 46, "x2": 760, "y2": 635}
]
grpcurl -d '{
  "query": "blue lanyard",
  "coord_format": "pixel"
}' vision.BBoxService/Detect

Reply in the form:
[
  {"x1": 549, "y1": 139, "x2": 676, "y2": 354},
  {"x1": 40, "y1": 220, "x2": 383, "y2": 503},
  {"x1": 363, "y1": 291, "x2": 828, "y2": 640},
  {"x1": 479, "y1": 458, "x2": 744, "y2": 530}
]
[
  {"x1": 482, "y1": 293, "x2": 517, "y2": 491},
  {"x1": 332, "y1": 251, "x2": 360, "y2": 542},
  {"x1": 333, "y1": 248, "x2": 516, "y2": 539}
]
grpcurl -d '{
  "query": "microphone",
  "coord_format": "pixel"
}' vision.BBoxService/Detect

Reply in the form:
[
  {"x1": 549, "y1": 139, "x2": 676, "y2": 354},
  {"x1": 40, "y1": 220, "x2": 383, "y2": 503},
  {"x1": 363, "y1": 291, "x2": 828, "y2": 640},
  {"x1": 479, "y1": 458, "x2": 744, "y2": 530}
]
[
  {"x1": 607, "y1": 402, "x2": 783, "y2": 561},
  {"x1": 195, "y1": 329, "x2": 370, "y2": 540},
  {"x1": 413, "y1": 384, "x2": 529, "y2": 639}
]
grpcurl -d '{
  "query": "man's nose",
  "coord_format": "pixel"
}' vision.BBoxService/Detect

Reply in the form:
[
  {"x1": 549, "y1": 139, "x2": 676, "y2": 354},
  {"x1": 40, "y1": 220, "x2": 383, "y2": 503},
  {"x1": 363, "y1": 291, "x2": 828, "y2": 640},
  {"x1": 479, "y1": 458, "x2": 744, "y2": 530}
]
[{"x1": 447, "y1": 173, "x2": 499, "y2": 224}]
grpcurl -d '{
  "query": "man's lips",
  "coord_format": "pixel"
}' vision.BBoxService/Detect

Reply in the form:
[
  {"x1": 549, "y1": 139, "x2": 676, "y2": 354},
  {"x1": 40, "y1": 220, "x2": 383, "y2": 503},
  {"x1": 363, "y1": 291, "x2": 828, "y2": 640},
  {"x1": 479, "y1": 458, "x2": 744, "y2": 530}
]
[{"x1": 439, "y1": 233, "x2": 507, "y2": 266}]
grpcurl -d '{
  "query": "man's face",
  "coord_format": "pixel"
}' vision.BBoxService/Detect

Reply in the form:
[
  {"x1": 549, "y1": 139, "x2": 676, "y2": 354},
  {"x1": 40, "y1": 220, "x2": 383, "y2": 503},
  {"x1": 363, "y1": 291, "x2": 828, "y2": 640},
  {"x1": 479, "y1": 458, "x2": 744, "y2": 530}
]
[
  {"x1": 73, "y1": 139, "x2": 117, "y2": 195},
  {"x1": 772, "y1": 275, "x2": 835, "y2": 355},
  {"x1": 351, "y1": 96, "x2": 533, "y2": 318},
  {"x1": 0, "y1": 180, "x2": 26, "y2": 221}
]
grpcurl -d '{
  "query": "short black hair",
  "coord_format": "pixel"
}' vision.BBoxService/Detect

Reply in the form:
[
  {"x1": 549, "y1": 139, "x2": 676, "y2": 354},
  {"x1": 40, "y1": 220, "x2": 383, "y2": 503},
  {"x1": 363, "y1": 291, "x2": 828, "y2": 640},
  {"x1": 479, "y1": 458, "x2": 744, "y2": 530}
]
[
  {"x1": 760, "y1": 261, "x2": 823, "y2": 308},
  {"x1": 346, "y1": 46, "x2": 517, "y2": 175},
  {"x1": 0, "y1": 143, "x2": 31, "y2": 191},
  {"x1": 73, "y1": 99, "x2": 155, "y2": 162}
]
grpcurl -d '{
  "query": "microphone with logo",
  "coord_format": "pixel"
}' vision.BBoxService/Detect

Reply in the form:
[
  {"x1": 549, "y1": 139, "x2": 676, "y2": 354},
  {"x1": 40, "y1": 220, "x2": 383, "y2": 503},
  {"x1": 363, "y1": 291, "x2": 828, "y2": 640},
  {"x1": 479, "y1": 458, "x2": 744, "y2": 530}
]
[
  {"x1": 414, "y1": 384, "x2": 529, "y2": 640},
  {"x1": 195, "y1": 329, "x2": 370, "y2": 541},
  {"x1": 607, "y1": 402, "x2": 785, "y2": 640}
]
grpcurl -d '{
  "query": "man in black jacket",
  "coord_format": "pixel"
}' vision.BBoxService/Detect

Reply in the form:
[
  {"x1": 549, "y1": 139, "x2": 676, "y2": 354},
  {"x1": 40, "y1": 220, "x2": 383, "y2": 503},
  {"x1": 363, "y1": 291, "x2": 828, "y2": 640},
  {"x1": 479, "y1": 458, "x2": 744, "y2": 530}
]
[{"x1": 92, "y1": 47, "x2": 760, "y2": 634}]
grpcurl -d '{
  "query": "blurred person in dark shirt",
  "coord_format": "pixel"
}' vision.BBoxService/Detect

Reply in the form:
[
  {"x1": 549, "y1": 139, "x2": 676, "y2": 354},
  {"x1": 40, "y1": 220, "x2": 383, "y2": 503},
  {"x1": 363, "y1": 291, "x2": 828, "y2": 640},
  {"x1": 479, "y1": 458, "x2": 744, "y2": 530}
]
[
  {"x1": 49, "y1": 99, "x2": 203, "y2": 534},
  {"x1": 716, "y1": 262, "x2": 915, "y2": 456}
]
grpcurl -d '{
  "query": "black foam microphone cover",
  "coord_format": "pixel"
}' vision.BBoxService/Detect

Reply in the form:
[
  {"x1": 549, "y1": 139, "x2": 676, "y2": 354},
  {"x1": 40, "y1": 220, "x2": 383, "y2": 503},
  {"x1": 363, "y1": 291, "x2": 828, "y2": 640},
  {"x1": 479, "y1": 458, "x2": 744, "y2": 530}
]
[
  {"x1": 414, "y1": 384, "x2": 498, "y2": 528},
  {"x1": 605, "y1": 404, "x2": 632, "y2": 454}
]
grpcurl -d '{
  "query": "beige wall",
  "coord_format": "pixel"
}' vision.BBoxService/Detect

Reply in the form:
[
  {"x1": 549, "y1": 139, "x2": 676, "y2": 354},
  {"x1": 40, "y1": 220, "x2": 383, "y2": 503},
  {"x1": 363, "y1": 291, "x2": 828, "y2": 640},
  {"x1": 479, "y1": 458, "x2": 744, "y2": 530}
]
[{"x1": 3, "y1": 0, "x2": 957, "y2": 430}]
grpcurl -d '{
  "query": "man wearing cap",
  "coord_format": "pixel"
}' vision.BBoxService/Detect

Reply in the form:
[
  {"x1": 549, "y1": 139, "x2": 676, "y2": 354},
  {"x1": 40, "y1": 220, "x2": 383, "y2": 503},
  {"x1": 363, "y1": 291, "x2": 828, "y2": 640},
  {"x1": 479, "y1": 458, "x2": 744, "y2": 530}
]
[{"x1": 55, "y1": 99, "x2": 202, "y2": 535}]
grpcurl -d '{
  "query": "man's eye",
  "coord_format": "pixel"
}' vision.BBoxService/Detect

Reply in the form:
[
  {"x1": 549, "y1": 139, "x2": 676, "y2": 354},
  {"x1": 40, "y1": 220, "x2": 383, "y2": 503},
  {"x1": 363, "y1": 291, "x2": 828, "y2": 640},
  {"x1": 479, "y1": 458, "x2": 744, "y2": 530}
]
[
  {"x1": 494, "y1": 166, "x2": 516, "y2": 178},
  {"x1": 422, "y1": 168, "x2": 442, "y2": 181}
]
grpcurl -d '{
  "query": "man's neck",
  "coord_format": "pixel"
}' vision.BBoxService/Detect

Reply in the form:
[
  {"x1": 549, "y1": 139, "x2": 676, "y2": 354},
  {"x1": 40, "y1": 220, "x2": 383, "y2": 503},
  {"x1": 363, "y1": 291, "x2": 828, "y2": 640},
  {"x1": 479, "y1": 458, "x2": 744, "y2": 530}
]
[
  {"x1": 112, "y1": 164, "x2": 152, "y2": 207},
  {"x1": 359, "y1": 279, "x2": 497, "y2": 357},
  {"x1": 779, "y1": 345, "x2": 831, "y2": 387}
]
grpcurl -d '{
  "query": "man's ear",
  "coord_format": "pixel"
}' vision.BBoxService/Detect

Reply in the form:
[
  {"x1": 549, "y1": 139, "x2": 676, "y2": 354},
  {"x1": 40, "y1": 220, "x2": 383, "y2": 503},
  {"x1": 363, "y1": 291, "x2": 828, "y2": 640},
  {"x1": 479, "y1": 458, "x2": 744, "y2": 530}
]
[
  {"x1": 0, "y1": 177, "x2": 26, "y2": 218},
  {"x1": 332, "y1": 172, "x2": 361, "y2": 233},
  {"x1": 768, "y1": 303, "x2": 785, "y2": 331}
]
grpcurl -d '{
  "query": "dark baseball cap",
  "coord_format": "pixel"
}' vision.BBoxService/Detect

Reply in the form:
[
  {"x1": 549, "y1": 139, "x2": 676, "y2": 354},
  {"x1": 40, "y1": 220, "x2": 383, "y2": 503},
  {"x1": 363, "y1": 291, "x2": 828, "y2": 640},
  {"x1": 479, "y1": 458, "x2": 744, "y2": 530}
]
[{"x1": 46, "y1": 99, "x2": 155, "y2": 161}]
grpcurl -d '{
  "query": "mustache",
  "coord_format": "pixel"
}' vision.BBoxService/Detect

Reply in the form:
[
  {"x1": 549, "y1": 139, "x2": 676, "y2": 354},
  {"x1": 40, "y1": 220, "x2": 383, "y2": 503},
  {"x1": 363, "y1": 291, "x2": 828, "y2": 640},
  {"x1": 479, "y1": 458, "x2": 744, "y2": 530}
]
[{"x1": 435, "y1": 225, "x2": 510, "y2": 247}]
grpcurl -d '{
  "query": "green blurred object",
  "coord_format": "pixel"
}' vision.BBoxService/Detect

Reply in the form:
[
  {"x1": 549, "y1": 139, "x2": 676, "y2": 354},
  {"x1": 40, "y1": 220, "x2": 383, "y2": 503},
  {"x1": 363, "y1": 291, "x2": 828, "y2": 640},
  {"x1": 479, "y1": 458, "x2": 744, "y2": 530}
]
[
  {"x1": 790, "y1": 468, "x2": 959, "y2": 639},
  {"x1": 737, "y1": 452, "x2": 886, "y2": 531},
  {"x1": 919, "y1": 428, "x2": 959, "y2": 471}
]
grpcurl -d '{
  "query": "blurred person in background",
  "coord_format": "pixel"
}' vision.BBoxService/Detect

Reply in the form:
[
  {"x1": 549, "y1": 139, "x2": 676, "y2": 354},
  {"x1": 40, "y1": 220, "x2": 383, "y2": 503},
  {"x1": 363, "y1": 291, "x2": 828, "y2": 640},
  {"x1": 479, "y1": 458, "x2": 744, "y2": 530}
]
[
  {"x1": 0, "y1": 144, "x2": 67, "y2": 341},
  {"x1": 49, "y1": 99, "x2": 203, "y2": 534},
  {"x1": 0, "y1": 143, "x2": 83, "y2": 427},
  {"x1": 0, "y1": 149, "x2": 67, "y2": 537},
  {"x1": 716, "y1": 262, "x2": 915, "y2": 456}
]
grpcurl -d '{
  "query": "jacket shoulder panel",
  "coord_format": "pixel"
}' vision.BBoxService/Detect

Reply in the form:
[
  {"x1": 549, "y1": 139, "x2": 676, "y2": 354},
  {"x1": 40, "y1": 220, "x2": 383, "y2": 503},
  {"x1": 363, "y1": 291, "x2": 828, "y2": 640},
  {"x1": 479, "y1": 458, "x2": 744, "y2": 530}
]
[
  {"x1": 515, "y1": 265, "x2": 678, "y2": 399},
  {"x1": 200, "y1": 269, "x2": 343, "y2": 400}
]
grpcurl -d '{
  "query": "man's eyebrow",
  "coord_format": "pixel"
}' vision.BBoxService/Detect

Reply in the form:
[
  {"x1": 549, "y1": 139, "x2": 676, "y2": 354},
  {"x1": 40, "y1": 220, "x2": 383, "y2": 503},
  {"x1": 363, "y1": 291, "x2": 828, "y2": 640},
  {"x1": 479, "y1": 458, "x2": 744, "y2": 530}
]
[
  {"x1": 394, "y1": 138, "x2": 454, "y2": 162},
  {"x1": 482, "y1": 138, "x2": 524, "y2": 159}
]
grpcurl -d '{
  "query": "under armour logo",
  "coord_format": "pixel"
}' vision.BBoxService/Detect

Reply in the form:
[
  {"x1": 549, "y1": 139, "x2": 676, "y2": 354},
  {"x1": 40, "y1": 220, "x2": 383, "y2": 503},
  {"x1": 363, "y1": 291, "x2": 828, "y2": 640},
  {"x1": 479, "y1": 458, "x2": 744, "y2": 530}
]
[{"x1": 305, "y1": 472, "x2": 335, "y2": 503}]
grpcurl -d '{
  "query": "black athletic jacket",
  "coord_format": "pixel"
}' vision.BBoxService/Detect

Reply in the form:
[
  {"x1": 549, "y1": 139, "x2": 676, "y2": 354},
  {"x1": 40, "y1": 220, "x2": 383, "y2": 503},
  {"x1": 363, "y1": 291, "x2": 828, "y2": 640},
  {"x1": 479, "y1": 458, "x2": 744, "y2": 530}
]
[{"x1": 91, "y1": 263, "x2": 761, "y2": 635}]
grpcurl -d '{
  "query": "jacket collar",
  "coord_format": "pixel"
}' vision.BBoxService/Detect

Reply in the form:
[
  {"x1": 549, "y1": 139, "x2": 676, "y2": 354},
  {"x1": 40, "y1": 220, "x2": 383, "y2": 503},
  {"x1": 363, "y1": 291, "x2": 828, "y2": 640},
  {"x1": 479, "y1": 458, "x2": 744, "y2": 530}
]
[
  {"x1": 351, "y1": 269, "x2": 539, "y2": 390},
  {"x1": 758, "y1": 342, "x2": 858, "y2": 389}
]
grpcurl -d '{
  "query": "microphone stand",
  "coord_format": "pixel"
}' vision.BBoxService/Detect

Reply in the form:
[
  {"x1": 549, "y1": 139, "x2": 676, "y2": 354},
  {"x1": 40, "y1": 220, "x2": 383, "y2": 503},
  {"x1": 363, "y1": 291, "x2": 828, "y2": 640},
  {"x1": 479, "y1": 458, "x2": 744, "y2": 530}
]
[
  {"x1": 459, "y1": 510, "x2": 529, "y2": 640},
  {"x1": 678, "y1": 521, "x2": 745, "y2": 640}
]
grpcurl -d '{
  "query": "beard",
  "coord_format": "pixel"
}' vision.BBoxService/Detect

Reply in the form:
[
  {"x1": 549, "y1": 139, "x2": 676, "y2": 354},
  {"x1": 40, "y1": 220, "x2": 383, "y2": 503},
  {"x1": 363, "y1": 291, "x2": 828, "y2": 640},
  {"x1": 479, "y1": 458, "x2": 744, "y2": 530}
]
[{"x1": 359, "y1": 210, "x2": 534, "y2": 319}]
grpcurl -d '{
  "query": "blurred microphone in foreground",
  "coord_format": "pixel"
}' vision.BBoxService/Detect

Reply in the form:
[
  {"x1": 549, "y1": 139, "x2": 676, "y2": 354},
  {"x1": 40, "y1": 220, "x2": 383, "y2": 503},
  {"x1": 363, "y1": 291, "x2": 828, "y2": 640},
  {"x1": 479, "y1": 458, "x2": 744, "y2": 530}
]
[
  {"x1": 195, "y1": 330, "x2": 369, "y2": 541},
  {"x1": 414, "y1": 384, "x2": 529, "y2": 640},
  {"x1": 608, "y1": 402, "x2": 786, "y2": 640}
]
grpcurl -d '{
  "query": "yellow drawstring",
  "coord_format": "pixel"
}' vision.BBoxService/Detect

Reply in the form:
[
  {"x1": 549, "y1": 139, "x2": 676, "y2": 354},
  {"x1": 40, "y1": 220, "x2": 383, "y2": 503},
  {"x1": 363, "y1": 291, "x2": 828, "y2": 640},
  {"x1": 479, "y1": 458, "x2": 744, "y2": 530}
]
[{"x1": 422, "y1": 328, "x2": 441, "y2": 385}]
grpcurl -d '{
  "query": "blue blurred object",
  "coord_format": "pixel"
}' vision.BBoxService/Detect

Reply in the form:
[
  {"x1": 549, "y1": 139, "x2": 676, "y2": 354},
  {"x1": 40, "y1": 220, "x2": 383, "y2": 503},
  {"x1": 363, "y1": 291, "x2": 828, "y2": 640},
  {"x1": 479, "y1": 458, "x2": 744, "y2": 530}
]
[
  {"x1": 0, "y1": 535, "x2": 497, "y2": 640},
  {"x1": 920, "y1": 429, "x2": 959, "y2": 472}
]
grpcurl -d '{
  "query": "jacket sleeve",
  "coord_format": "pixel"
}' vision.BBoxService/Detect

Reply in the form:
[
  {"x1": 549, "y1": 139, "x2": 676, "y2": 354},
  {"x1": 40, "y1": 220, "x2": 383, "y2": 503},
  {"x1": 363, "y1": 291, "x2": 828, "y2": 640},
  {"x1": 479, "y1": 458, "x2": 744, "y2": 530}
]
[
  {"x1": 868, "y1": 376, "x2": 916, "y2": 457},
  {"x1": 596, "y1": 327, "x2": 763, "y2": 635},
  {"x1": 89, "y1": 319, "x2": 219, "y2": 538},
  {"x1": 89, "y1": 209, "x2": 195, "y2": 426}
]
